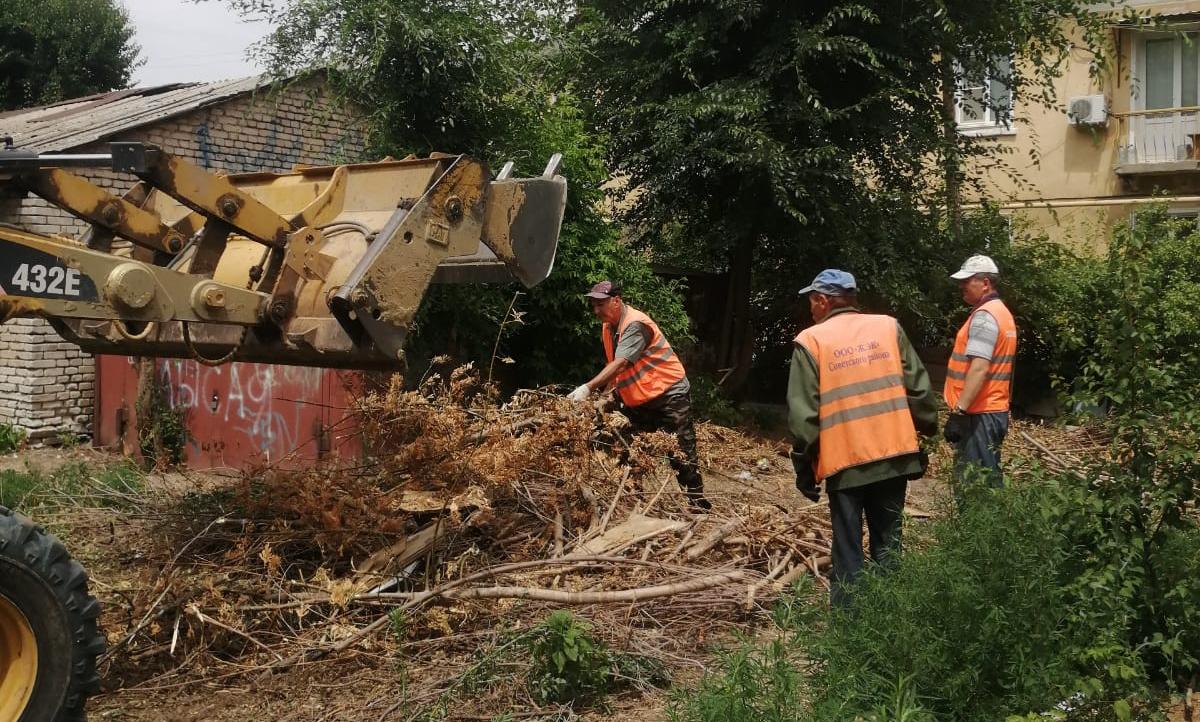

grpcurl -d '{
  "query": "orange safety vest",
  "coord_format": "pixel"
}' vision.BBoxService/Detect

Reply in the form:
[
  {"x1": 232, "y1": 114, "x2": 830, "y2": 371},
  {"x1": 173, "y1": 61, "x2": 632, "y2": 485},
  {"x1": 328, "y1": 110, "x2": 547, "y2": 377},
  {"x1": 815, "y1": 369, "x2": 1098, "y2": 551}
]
[
  {"x1": 602, "y1": 306, "x2": 687, "y2": 407},
  {"x1": 795, "y1": 312, "x2": 920, "y2": 481},
  {"x1": 943, "y1": 298, "x2": 1017, "y2": 414}
]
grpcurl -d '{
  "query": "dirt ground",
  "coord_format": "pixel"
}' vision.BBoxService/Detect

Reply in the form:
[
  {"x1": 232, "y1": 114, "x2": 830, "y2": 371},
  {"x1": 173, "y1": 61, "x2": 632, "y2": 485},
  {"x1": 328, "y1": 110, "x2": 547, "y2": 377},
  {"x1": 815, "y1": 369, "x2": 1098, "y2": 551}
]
[{"x1": 4, "y1": 425, "x2": 963, "y2": 722}]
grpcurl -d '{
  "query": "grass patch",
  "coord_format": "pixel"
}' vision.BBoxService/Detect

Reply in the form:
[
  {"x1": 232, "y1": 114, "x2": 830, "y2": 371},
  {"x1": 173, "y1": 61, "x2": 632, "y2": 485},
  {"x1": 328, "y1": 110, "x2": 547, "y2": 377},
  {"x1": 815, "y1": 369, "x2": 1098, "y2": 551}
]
[
  {"x1": 0, "y1": 422, "x2": 27, "y2": 454},
  {"x1": 0, "y1": 468, "x2": 42, "y2": 508},
  {"x1": 0, "y1": 460, "x2": 145, "y2": 511}
]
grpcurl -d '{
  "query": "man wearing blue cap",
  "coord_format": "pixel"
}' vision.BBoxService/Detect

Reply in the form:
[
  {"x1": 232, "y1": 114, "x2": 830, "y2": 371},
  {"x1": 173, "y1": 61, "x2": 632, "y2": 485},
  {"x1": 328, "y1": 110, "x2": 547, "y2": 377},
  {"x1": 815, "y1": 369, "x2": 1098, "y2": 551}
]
[{"x1": 789, "y1": 269, "x2": 938, "y2": 606}]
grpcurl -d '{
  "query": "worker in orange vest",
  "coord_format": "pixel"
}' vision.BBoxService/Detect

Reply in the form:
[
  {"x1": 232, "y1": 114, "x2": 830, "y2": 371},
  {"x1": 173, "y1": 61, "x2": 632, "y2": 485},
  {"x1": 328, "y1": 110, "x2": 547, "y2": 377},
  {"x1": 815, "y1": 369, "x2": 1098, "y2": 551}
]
[
  {"x1": 943, "y1": 255, "x2": 1017, "y2": 491},
  {"x1": 568, "y1": 281, "x2": 710, "y2": 510},
  {"x1": 788, "y1": 269, "x2": 938, "y2": 606}
]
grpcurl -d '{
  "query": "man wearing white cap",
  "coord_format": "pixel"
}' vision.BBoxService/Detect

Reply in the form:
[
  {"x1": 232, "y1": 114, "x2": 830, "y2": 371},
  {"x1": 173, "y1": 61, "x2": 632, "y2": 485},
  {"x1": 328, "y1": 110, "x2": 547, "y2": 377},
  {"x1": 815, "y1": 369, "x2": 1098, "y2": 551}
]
[{"x1": 943, "y1": 255, "x2": 1018, "y2": 490}]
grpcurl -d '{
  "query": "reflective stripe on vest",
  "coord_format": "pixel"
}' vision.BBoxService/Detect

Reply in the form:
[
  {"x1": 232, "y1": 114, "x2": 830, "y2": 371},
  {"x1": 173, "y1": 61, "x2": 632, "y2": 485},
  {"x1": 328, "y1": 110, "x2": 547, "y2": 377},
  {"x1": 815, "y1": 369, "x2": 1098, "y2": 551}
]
[
  {"x1": 942, "y1": 298, "x2": 1018, "y2": 413},
  {"x1": 602, "y1": 306, "x2": 687, "y2": 407},
  {"x1": 795, "y1": 313, "x2": 920, "y2": 481}
]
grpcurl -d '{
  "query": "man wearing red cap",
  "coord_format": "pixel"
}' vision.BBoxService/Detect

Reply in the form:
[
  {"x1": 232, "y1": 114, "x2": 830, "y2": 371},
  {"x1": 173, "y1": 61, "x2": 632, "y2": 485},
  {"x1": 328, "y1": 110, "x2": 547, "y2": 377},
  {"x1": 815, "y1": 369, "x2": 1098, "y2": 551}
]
[{"x1": 569, "y1": 281, "x2": 709, "y2": 510}]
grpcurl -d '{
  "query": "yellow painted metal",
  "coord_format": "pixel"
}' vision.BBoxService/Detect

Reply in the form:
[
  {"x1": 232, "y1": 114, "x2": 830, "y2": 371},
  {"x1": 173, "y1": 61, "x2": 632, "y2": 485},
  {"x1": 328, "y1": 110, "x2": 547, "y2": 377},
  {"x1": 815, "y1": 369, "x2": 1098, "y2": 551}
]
[
  {"x1": 0, "y1": 146, "x2": 565, "y2": 368},
  {"x1": 0, "y1": 594, "x2": 37, "y2": 722},
  {"x1": 144, "y1": 152, "x2": 296, "y2": 247},
  {"x1": 22, "y1": 169, "x2": 186, "y2": 253},
  {"x1": 0, "y1": 224, "x2": 268, "y2": 324}
]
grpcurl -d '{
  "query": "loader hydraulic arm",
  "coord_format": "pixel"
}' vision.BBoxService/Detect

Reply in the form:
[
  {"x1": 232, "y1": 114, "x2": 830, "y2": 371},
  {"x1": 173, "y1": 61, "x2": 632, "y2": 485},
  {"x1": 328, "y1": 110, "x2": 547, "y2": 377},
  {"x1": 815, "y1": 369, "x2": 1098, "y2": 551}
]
[
  {"x1": 0, "y1": 140, "x2": 566, "y2": 369},
  {"x1": 17, "y1": 168, "x2": 188, "y2": 255}
]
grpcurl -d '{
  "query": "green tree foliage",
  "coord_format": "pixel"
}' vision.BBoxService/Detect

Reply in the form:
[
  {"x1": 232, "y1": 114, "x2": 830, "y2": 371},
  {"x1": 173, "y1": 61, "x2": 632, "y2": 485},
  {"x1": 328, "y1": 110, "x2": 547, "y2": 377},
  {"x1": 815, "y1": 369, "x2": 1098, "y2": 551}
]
[
  {"x1": 0, "y1": 0, "x2": 140, "y2": 111},
  {"x1": 224, "y1": 0, "x2": 690, "y2": 387},
  {"x1": 570, "y1": 0, "x2": 1121, "y2": 394},
  {"x1": 1060, "y1": 209, "x2": 1200, "y2": 691}
]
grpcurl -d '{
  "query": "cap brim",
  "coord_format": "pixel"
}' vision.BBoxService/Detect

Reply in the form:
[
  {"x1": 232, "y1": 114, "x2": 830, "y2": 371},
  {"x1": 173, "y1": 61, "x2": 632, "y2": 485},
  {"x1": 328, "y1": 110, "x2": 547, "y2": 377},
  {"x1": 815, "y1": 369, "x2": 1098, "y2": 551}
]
[
  {"x1": 797, "y1": 285, "x2": 815, "y2": 295},
  {"x1": 584, "y1": 292, "x2": 611, "y2": 299},
  {"x1": 949, "y1": 270, "x2": 975, "y2": 280}
]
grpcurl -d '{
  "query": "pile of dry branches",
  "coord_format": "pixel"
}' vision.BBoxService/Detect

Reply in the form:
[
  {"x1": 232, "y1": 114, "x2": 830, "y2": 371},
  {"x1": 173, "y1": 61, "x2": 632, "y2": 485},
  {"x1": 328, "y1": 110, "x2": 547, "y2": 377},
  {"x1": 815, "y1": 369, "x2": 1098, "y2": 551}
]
[{"x1": 98, "y1": 365, "x2": 831, "y2": 708}]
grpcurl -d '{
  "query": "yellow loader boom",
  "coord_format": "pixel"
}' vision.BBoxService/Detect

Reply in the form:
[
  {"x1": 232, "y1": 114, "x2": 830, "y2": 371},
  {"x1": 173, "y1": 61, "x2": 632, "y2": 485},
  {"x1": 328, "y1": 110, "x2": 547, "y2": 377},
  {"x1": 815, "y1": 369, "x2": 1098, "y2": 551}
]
[{"x1": 0, "y1": 140, "x2": 566, "y2": 368}]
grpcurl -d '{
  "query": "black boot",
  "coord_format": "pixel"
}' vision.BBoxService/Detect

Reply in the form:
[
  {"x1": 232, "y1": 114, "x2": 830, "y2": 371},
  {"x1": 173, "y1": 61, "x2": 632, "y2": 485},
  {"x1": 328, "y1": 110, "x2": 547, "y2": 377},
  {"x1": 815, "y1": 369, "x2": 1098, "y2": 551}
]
[{"x1": 683, "y1": 481, "x2": 712, "y2": 510}]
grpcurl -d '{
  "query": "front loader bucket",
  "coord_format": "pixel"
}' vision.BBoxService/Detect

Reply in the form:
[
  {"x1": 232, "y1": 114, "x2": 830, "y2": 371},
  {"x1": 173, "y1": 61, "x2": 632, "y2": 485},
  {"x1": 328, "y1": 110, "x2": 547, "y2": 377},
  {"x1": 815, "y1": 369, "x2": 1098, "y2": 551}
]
[{"x1": 436, "y1": 165, "x2": 566, "y2": 287}]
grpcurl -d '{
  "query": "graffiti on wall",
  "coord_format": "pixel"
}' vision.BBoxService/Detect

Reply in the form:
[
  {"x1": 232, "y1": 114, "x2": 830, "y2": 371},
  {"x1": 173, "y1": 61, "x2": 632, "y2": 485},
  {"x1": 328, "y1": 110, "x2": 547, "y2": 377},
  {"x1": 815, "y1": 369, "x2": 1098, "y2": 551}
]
[{"x1": 157, "y1": 359, "x2": 329, "y2": 463}]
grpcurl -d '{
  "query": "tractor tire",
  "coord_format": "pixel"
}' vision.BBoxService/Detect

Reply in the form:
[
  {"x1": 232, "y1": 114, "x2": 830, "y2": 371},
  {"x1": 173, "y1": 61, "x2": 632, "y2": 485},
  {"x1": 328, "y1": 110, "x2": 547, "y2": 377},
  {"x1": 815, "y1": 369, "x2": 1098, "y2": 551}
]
[{"x1": 0, "y1": 506, "x2": 104, "y2": 722}]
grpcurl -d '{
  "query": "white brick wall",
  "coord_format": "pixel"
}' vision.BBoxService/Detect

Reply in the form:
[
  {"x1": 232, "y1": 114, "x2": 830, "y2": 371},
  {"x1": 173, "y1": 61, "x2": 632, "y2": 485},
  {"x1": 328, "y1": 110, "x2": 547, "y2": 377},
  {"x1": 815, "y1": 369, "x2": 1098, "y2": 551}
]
[{"x1": 0, "y1": 78, "x2": 367, "y2": 443}]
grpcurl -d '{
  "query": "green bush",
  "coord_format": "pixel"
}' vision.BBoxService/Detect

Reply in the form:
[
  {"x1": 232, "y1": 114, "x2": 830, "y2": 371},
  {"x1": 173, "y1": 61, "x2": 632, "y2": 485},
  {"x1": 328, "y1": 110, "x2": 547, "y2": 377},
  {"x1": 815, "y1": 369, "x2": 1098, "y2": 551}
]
[
  {"x1": 803, "y1": 483, "x2": 1089, "y2": 722},
  {"x1": 672, "y1": 473, "x2": 1200, "y2": 722},
  {"x1": 1069, "y1": 206, "x2": 1200, "y2": 404},
  {"x1": 1053, "y1": 206, "x2": 1200, "y2": 694},
  {"x1": 674, "y1": 482, "x2": 1087, "y2": 722},
  {"x1": 0, "y1": 422, "x2": 27, "y2": 454},
  {"x1": 525, "y1": 610, "x2": 613, "y2": 705}
]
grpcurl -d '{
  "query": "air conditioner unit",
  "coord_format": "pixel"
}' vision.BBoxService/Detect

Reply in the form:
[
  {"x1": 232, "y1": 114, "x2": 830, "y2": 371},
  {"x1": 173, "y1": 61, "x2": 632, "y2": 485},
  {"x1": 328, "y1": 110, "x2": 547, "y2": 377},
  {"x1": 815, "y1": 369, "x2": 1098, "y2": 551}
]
[{"x1": 1068, "y1": 94, "x2": 1108, "y2": 126}]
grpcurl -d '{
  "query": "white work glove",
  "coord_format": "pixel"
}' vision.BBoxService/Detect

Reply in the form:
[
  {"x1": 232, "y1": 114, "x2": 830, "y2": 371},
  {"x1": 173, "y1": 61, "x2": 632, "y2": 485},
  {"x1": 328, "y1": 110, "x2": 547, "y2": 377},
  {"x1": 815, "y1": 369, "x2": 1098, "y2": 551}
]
[{"x1": 567, "y1": 384, "x2": 591, "y2": 402}]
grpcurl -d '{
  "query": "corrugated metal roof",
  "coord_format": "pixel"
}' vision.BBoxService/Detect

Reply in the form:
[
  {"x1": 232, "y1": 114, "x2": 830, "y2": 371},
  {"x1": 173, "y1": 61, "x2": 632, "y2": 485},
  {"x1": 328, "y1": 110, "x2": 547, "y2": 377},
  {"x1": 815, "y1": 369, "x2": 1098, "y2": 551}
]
[
  {"x1": 1100, "y1": 0, "x2": 1200, "y2": 19},
  {"x1": 0, "y1": 75, "x2": 272, "y2": 152}
]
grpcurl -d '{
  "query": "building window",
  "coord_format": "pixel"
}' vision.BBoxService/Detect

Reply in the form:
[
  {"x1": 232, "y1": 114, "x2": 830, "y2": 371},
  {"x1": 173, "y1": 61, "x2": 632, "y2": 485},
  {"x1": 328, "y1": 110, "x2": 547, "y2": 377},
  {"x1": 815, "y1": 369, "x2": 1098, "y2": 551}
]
[
  {"x1": 956, "y1": 56, "x2": 1014, "y2": 132},
  {"x1": 1167, "y1": 207, "x2": 1200, "y2": 229},
  {"x1": 1125, "y1": 33, "x2": 1200, "y2": 163},
  {"x1": 1137, "y1": 33, "x2": 1199, "y2": 110}
]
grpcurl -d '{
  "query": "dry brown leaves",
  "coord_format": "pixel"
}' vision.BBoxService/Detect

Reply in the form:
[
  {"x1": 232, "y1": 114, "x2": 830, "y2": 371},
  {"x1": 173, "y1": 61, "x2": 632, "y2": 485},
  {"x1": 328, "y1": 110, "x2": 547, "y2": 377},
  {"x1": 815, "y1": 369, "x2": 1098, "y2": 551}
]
[{"x1": 98, "y1": 366, "x2": 831, "y2": 709}]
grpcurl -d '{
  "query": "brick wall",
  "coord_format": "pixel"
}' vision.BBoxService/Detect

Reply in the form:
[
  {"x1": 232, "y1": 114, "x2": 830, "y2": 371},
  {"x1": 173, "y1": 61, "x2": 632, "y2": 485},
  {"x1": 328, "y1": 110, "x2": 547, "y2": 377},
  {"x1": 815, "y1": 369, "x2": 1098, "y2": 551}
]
[{"x1": 0, "y1": 78, "x2": 367, "y2": 442}]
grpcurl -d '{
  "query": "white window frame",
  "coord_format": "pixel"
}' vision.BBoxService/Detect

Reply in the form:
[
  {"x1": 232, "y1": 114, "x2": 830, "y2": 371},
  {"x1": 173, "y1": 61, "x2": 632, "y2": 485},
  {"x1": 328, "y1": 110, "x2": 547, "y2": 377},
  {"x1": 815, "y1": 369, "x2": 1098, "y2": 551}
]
[
  {"x1": 1130, "y1": 31, "x2": 1200, "y2": 112},
  {"x1": 1124, "y1": 32, "x2": 1200, "y2": 163},
  {"x1": 955, "y1": 56, "x2": 1016, "y2": 137},
  {"x1": 1167, "y1": 206, "x2": 1200, "y2": 228}
]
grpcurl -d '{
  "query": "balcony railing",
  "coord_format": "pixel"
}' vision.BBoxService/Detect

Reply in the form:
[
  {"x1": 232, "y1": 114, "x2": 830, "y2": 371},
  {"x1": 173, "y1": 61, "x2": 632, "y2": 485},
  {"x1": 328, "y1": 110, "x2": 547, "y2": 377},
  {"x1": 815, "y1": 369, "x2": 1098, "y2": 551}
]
[{"x1": 1113, "y1": 106, "x2": 1200, "y2": 170}]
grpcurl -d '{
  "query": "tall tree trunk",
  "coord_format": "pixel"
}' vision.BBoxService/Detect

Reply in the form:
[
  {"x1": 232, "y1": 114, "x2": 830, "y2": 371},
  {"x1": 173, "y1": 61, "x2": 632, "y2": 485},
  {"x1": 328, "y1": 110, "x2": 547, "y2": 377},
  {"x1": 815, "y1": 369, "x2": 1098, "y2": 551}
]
[
  {"x1": 717, "y1": 234, "x2": 755, "y2": 395},
  {"x1": 940, "y1": 52, "x2": 962, "y2": 243}
]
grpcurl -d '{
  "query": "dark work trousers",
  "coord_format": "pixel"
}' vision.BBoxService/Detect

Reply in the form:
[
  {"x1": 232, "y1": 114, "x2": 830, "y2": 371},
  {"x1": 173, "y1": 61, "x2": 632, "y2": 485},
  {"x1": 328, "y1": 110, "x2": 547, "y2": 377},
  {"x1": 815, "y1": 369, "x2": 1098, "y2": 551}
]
[
  {"x1": 621, "y1": 391, "x2": 707, "y2": 506},
  {"x1": 952, "y1": 411, "x2": 1009, "y2": 494},
  {"x1": 828, "y1": 476, "x2": 908, "y2": 608}
]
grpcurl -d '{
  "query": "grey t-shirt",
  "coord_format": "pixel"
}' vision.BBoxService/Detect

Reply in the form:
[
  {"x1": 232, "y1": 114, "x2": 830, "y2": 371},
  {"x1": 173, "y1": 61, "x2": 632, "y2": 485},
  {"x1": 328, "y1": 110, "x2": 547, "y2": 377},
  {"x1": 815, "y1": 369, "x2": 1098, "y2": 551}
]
[
  {"x1": 610, "y1": 319, "x2": 690, "y2": 398},
  {"x1": 965, "y1": 310, "x2": 999, "y2": 361}
]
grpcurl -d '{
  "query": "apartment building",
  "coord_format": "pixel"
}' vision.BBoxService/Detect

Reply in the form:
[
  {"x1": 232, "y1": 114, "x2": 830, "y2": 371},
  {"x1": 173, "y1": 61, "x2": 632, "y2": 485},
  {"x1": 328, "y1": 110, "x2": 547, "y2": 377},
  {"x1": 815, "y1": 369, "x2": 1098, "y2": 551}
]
[{"x1": 966, "y1": 0, "x2": 1200, "y2": 248}]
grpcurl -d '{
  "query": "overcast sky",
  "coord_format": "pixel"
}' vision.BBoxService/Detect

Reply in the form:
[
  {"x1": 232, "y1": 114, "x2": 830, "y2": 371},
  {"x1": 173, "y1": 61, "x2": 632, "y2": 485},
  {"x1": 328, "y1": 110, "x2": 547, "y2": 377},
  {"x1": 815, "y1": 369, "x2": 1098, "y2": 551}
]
[{"x1": 122, "y1": 0, "x2": 274, "y2": 87}]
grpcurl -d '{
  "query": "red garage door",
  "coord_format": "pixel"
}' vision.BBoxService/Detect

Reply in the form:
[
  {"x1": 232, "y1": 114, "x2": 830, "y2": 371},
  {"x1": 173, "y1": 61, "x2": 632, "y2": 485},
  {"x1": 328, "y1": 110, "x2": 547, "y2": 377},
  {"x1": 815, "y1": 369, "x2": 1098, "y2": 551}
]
[{"x1": 95, "y1": 355, "x2": 362, "y2": 470}]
